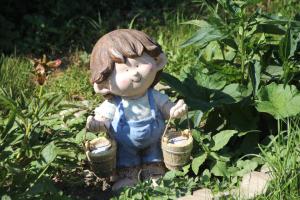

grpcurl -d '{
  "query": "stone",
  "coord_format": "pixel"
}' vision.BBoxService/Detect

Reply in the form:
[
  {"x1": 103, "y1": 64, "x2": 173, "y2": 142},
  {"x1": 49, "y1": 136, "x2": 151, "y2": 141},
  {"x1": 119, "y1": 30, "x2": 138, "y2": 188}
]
[
  {"x1": 236, "y1": 171, "x2": 272, "y2": 199},
  {"x1": 178, "y1": 188, "x2": 213, "y2": 200}
]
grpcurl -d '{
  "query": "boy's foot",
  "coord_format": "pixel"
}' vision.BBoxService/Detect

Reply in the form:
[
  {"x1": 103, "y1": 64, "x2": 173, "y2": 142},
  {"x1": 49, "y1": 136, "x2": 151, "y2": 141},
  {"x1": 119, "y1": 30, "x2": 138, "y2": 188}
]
[
  {"x1": 112, "y1": 166, "x2": 140, "y2": 192},
  {"x1": 140, "y1": 162, "x2": 166, "y2": 186}
]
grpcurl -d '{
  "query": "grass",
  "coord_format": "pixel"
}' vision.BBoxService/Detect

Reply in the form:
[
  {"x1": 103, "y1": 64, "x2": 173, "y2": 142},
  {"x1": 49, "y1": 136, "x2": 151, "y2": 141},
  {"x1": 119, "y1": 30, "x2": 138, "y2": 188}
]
[
  {"x1": 256, "y1": 118, "x2": 300, "y2": 199},
  {"x1": 268, "y1": 0, "x2": 300, "y2": 18},
  {"x1": 0, "y1": 55, "x2": 35, "y2": 97},
  {"x1": 43, "y1": 51, "x2": 102, "y2": 102}
]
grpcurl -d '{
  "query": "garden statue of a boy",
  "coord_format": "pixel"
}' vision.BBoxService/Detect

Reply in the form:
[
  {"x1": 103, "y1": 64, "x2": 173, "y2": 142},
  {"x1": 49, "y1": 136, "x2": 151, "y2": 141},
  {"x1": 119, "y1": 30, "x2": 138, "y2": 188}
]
[{"x1": 86, "y1": 29, "x2": 187, "y2": 191}]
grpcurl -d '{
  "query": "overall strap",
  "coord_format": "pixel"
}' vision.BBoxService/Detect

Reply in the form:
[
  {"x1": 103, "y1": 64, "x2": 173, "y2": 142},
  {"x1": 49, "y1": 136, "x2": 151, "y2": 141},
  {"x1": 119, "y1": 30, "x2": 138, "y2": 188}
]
[
  {"x1": 147, "y1": 89, "x2": 156, "y2": 119},
  {"x1": 114, "y1": 96, "x2": 126, "y2": 122}
]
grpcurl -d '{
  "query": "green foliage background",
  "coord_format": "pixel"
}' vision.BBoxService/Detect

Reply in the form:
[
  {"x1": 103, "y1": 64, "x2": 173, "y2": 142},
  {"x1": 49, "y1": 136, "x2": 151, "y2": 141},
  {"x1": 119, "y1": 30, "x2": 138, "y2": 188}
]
[
  {"x1": 0, "y1": 0, "x2": 300, "y2": 199},
  {"x1": 0, "y1": 0, "x2": 193, "y2": 55}
]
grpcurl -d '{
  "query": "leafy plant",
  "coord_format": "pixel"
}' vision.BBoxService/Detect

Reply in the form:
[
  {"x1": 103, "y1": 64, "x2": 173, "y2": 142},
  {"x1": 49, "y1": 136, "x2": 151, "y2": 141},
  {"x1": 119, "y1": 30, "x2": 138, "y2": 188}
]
[
  {"x1": 182, "y1": 0, "x2": 300, "y2": 87},
  {"x1": 159, "y1": 0, "x2": 300, "y2": 191},
  {"x1": 0, "y1": 86, "x2": 91, "y2": 199},
  {"x1": 113, "y1": 168, "x2": 199, "y2": 200}
]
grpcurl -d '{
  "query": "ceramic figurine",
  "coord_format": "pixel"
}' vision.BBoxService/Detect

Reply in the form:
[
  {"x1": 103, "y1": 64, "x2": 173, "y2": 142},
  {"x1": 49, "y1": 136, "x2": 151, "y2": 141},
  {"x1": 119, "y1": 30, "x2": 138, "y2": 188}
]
[{"x1": 86, "y1": 29, "x2": 187, "y2": 190}]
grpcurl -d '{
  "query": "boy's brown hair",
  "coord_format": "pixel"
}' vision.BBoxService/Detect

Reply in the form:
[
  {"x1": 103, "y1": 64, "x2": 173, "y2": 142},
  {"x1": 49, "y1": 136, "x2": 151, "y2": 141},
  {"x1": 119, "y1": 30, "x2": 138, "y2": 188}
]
[{"x1": 90, "y1": 29, "x2": 164, "y2": 87}]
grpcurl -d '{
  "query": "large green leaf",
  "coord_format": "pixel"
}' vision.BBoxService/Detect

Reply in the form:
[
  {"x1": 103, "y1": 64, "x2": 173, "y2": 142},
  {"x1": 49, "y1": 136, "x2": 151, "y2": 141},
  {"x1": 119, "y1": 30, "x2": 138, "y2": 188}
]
[
  {"x1": 192, "y1": 153, "x2": 207, "y2": 175},
  {"x1": 212, "y1": 83, "x2": 247, "y2": 105},
  {"x1": 194, "y1": 73, "x2": 226, "y2": 90},
  {"x1": 211, "y1": 160, "x2": 227, "y2": 177},
  {"x1": 256, "y1": 83, "x2": 300, "y2": 119},
  {"x1": 41, "y1": 142, "x2": 58, "y2": 164},
  {"x1": 211, "y1": 130, "x2": 238, "y2": 151}
]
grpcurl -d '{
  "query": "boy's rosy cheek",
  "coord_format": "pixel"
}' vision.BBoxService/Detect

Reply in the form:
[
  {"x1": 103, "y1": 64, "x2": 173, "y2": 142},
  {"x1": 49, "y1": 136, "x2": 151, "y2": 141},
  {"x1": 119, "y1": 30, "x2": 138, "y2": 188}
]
[
  {"x1": 121, "y1": 79, "x2": 130, "y2": 85},
  {"x1": 117, "y1": 77, "x2": 130, "y2": 88}
]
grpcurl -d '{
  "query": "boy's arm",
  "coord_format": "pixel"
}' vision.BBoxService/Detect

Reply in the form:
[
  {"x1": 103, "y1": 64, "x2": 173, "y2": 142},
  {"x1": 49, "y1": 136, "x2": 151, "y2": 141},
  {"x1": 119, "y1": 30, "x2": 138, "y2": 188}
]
[
  {"x1": 161, "y1": 99, "x2": 187, "y2": 119},
  {"x1": 86, "y1": 100, "x2": 116, "y2": 132},
  {"x1": 153, "y1": 89, "x2": 187, "y2": 120}
]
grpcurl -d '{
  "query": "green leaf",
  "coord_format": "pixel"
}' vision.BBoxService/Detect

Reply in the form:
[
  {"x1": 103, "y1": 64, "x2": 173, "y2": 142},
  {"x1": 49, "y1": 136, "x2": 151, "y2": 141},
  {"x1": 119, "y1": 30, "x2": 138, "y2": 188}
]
[
  {"x1": 1, "y1": 111, "x2": 16, "y2": 139},
  {"x1": 41, "y1": 141, "x2": 58, "y2": 164},
  {"x1": 192, "y1": 129, "x2": 201, "y2": 143},
  {"x1": 163, "y1": 171, "x2": 176, "y2": 180},
  {"x1": 192, "y1": 153, "x2": 207, "y2": 175},
  {"x1": 211, "y1": 160, "x2": 227, "y2": 177},
  {"x1": 1, "y1": 195, "x2": 11, "y2": 200},
  {"x1": 181, "y1": 27, "x2": 226, "y2": 48},
  {"x1": 182, "y1": 164, "x2": 190, "y2": 176},
  {"x1": 75, "y1": 130, "x2": 97, "y2": 144},
  {"x1": 212, "y1": 83, "x2": 244, "y2": 104},
  {"x1": 211, "y1": 130, "x2": 238, "y2": 151},
  {"x1": 279, "y1": 27, "x2": 300, "y2": 61},
  {"x1": 0, "y1": 93, "x2": 25, "y2": 121},
  {"x1": 264, "y1": 65, "x2": 283, "y2": 77},
  {"x1": 194, "y1": 73, "x2": 226, "y2": 90},
  {"x1": 255, "y1": 24, "x2": 286, "y2": 35},
  {"x1": 256, "y1": 83, "x2": 300, "y2": 119},
  {"x1": 181, "y1": 20, "x2": 211, "y2": 28},
  {"x1": 249, "y1": 61, "x2": 261, "y2": 97},
  {"x1": 27, "y1": 177, "x2": 58, "y2": 195},
  {"x1": 235, "y1": 159, "x2": 258, "y2": 177},
  {"x1": 192, "y1": 110, "x2": 203, "y2": 128}
]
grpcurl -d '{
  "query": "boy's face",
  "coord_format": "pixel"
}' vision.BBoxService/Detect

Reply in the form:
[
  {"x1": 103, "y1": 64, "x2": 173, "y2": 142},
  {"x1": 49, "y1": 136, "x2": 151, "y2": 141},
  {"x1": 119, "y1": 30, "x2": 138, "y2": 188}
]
[{"x1": 94, "y1": 52, "x2": 167, "y2": 98}]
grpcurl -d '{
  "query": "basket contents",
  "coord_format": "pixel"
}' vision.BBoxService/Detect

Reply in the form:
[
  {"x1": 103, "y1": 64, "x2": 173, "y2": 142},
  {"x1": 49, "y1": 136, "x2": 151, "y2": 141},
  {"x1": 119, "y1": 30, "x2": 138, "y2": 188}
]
[
  {"x1": 88, "y1": 137, "x2": 112, "y2": 154},
  {"x1": 168, "y1": 136, "x2": 188, "y2": 145}
]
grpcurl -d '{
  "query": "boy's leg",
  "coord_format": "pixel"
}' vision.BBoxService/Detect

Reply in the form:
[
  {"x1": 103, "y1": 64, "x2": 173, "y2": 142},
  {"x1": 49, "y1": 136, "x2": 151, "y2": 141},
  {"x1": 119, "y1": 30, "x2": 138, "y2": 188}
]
[
  {"x1": 112, "y1": 144, "x2": 141, "y2": 191},
  {"x1": 141, "y1": 140, "x2": 163, "y2": 164},
  {"x1": 140, "y1": 141, "x2": 166, "y2": 182},
  {"x1": 117, "y1": 143, "x2": 141, "y2": 167}
]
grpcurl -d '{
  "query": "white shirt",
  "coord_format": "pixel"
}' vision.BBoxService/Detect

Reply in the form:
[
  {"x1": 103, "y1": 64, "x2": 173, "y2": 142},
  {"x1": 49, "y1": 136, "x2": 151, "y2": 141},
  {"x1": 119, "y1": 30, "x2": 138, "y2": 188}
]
[{"x1": 94, "y1": 89, "x2": 169, "y2": 121}]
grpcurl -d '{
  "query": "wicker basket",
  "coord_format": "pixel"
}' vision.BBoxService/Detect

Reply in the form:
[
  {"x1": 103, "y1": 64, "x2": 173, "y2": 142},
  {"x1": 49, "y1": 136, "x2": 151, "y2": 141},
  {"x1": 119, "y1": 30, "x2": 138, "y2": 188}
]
[
  {"x1": 84, "y1": 134, "x2": 117, "y2": 177},
  {"x1": 161, "y1": 129, "x2": 193, "y2": 170}
]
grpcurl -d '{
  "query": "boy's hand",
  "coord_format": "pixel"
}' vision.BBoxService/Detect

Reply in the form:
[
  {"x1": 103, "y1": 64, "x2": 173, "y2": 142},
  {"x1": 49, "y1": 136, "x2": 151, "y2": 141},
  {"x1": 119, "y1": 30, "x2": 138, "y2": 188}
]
[
  {"x1": 169, "y1": 99, "x2": 187, "y2": 119},
  {"x1": 86, "y1": 115, "x2": 110, "y2": 132}
]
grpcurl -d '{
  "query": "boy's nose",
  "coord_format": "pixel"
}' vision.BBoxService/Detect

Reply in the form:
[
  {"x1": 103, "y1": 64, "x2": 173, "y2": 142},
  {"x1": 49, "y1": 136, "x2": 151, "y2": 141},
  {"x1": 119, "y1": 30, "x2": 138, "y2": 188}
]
[
  {"x1": 133, "y1": 70, "x2": 139, "y2": 76},
  {"x1": 132, "y1": 71, "x2": 142, "y2": 82}
]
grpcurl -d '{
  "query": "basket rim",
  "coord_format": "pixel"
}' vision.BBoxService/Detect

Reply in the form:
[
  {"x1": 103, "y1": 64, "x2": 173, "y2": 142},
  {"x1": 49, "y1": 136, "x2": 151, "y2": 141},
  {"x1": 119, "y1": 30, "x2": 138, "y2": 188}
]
[{"x1": 161, "y1": 133, "x2": 193, "y2": 147}]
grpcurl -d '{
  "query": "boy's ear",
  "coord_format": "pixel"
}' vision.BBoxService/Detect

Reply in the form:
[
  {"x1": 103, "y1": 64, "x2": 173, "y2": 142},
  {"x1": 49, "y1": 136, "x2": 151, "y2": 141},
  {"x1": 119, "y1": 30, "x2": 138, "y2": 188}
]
[
  {"x1": 93, "y1": 82, "x2": 111, "y2": 95},
  {"x1": 155, "y1": 53, "x2": 167, "y2": 70}
]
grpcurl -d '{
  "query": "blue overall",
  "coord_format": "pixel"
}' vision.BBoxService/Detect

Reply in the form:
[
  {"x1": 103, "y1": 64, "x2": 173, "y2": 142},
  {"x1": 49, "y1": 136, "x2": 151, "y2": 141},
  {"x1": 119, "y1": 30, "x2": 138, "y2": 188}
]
[{"x1": 110, "y1": 89, "x2": 165, "y2": 168}]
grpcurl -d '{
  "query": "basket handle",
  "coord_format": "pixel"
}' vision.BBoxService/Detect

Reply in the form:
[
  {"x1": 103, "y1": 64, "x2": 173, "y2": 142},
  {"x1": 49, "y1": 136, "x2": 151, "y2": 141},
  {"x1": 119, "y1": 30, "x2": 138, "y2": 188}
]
[{"x1": 162, "y1": 106, "x2": 190, "y2": 139}]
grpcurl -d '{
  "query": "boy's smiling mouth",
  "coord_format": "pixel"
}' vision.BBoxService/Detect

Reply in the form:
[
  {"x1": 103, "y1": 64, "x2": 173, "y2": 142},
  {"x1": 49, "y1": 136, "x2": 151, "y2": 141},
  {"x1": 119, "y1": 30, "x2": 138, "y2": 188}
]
[{"x1": 132, "y1": 76, "x2": 142, "y2": 82}]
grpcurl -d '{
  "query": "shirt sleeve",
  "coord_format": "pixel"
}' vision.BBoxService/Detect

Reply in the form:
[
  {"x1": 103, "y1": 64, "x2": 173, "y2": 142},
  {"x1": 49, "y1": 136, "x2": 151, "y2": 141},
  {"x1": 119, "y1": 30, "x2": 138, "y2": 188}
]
[
  {"x1": 152, "y1": 89, "x2": 170, "y2": 111},
  {"x1": 94, "y1": 100, "x2": 117, "y2": 120}
]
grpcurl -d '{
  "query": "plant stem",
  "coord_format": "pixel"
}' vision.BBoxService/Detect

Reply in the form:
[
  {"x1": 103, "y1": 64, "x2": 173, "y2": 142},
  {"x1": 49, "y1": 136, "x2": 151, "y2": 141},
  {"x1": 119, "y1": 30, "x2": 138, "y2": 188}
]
[
  {"x1": 34, "y1": 85, "x2": 43, "y2": 116},
  {"x1": 241, "y1": 25, "x2": 246, "y2": 82}
]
